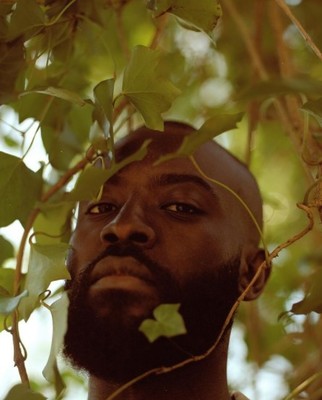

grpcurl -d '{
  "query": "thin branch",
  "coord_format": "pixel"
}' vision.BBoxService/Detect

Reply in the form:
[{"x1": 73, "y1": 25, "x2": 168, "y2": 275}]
[
  {"x1": 105, "y1": 199, "x2": 314, "y2": 400},
  {"x1": 11, "y1": 149, "x2": 95, "y2": 386},
  {"x1": 223, "y1": 0, "x2": 268, "y2": 81},
  {"x1": 274, "y1": 0, "x2": 322, "y2": 62},
  {"x1": 223, "y1": 0, "x2": 314, "y2": 183}
]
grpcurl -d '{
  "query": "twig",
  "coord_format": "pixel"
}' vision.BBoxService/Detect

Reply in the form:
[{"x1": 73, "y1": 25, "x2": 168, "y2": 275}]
[
  {"x1": 105, "y1": 202, "x2": 314, "y2": 399},
  {"x1": 11, "y1": 150, "x2": 94, "y2": 386},
  {"x1": 223, "y1": 0, "x2": 314, "y2": 183},
  {"x1": 274, "y1": 0, "x2": 322, "y2": 62},
  {"x1": 223, "y1": 0, "x2": 268, "y2": 81}
]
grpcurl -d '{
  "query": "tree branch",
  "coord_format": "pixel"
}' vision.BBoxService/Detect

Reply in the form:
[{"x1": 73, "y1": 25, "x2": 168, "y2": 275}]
[{"x1": 274, "y1": 0, "x2": 322, "y2": 62}]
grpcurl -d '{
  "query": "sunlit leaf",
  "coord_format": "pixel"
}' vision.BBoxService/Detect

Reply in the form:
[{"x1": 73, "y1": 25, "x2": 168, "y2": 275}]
[
  {"x1": 0, "y1": 290, "x2": 28, "y2": 315},
  {"x1": 155, "y1": 113, "x2": 243, "y2": 164},
  {"x1": 147, "y1": 0, "x2": 222, "y2": 35},
  {"x1": 139, "y1": 303, "x2": 186, "y2": 342},
  {"x1": 0, "y1": 268, "x2": 16, "y2": 331},
  {"x1": 0, "y1": 236, "x2": 14, "y2": 265},
  {"x1": 21, "y1": 87, "x2": 88, "y2": 106},
  {"x1": 33, "y1": 201, "x2": 74, "y2": 245},
  {"x1": 42, "y1": 293, "x2": 69, "y2": 396},
  {"x1": 93, "y1": 79, "x2": 115, "y2": 139},
  {"x1": 0, "y1": 152, "x2": 42, "y2": 227},
  {"x1": 122, "y1": 46, "x2": 180, "y2": 131},
  {"x1": 20, "y1": 243, "x2": 70, "y2": 321},
  {"x1": 3, "y1": 383, "x2": 46, "y2": 400}
]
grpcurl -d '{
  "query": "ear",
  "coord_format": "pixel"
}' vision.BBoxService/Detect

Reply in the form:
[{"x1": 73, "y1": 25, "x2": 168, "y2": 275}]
[{"x1": 238, "y1": 246, "x2": 271, "y2": 301}]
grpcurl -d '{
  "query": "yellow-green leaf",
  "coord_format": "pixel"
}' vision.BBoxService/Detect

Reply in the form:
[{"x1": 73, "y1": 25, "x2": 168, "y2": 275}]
[
  {"x1": 0, "y1": 152, "x2": 42, "y2": 227},
  {"x1": 147, "y1": 0, "x2": 222, "y2": 35},
  {"x1": 20, "y1": 243, "x2": 70, "y2": 321},
  {"x1": 139, "y1": 303, "x2": 186, "y2": 342},
  {"x1": 122, "y1": 46, "x2": 180, "y2": 131}
]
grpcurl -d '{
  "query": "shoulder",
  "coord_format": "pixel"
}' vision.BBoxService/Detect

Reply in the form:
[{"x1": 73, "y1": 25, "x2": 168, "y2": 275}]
[{"x1": 231, "y1": 392, "x2": 250, "y2": 400}]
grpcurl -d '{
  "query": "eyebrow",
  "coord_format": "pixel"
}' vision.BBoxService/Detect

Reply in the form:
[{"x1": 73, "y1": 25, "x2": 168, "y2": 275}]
[
  {"x1": 152, "y1": 173, "x2": 218, "y2": 199},
  {"x1": 104, "y1": 173, "x2": 219, "y2": 201}
]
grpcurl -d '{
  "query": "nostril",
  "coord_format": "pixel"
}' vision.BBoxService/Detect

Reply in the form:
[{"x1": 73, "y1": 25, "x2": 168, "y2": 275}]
[
  {"x1": 104, "y1": 233, "x2": 119, "y2": 243},
  {"x1": 129, "y1": 232, "x2": 148, "y2": 243}
]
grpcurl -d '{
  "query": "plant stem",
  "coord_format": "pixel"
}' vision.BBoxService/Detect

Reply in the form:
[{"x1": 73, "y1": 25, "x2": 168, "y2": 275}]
[
  {"x1": 274, "y1": 0, "x2": 322, "y2": 61},
  {"x1": 11, "y1": 150, "x2": 94, "y2": 386}
]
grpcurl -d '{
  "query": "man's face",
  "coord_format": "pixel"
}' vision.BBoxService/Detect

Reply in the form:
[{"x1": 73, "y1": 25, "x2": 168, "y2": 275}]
[{"x1": 64, "y1": 130, "x2": 260, "y2": 381}]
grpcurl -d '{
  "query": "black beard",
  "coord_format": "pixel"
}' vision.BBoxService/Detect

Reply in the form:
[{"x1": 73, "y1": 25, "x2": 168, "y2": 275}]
[{"x1": 63, "y1": 244, "x2": 239, "y2": 382}]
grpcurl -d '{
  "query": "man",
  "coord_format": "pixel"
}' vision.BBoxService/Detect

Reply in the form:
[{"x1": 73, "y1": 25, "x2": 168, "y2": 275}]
[{"x1": 64, "y1": 121, "x2": 270, "y2": 400}]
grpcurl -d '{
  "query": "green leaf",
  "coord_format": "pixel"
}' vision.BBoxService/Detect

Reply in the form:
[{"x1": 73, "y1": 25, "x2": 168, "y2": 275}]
[
  {"x1": 155, "y1": 113, "x2": 243, "y2": 164},
  {"x1": 21, "y1": 87, "x2": 88, "y2": 106},
  {"x1": 0, "y1": 268, "x2": 15, "y2": 296},
  {"x1": 301, "y1": 98, "x2": 322, "y2": 127},
  {"x1": 122, "y1": 46, "x2": 180, "y2": 131},
  {"x1": 0, "y1": 235, "x2": 14, "y2": 265},
  {"x1": 147, "y1": 0, "x2": 222, "y2": 35},
  {"x1": 93, "y1": 79, "x2": 115, "y2": 139},
  {"x1": 0, "y1": 152, "x2": 42, "y2": 227},
  {"x1": 291, "y1": 268, "x2": 322, "y2": 315},
  {"x1": 66, "y1": 139, "x2": 151, "y2": 201},
  {"x1": 139, "y1": 303, "x2": 186, "y2": 342},
  {"x1": 0, "y1": 290, "x2": 28, "y2": 315},
  {"x1": 7, "y1": 0, "x2": 44, "y2": 41},
  {"x1": 3, "y1": 383, "x2": 46, "y2": 400},
  {"x1": 20, "y1": 243, "x2": 70, "y2": 321},
  {"x1": 0, "y1": 268, "x2": 16, "y2": 331},
  {"x1": 0, "y1": 39, "x2": 25, "y2": 104},
  {"x1": 34, "y1": 201, "x2": 74, "y2": 245},
  {"x1": 42, "y1": 293, "x2": 69, "y2": 396}
]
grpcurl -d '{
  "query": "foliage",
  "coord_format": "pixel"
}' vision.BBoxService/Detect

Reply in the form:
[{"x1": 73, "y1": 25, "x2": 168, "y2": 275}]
[{"x1": 0, "y1": 0, "x2": 322, "y2": 399}]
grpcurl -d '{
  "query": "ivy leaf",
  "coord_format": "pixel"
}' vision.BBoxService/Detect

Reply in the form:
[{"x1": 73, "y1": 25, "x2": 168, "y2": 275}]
[
  {"x1": 20, "y1": 243, "x2": 70, "y2": 321},
  {"x1": 0, "y1": 290, "x2": 28, "y2": 315},
  {"x1": 122, "y1": 46, "x2": 180, "y2": 131},
  {"x1": 42, "y1": 293, "x2": 69, "y2": 397},
  {"x1": 147, "y1": 0, "x2": 222, "y2": 35},
  {"x1": 0, "y1": 39, "x2": 25, "y2": 104},
  {"x1": 139, "y1": 303, "x2": 186, "y2": 342},
  {"x1": 93, "y1": 79, "x2": 115, "y2": 139},
  {"x1": 7, "y1": 0, "x2": 44, "y2": 41},
  {"x1": 0, "y1": 235, "x2": 14, "y2": 265},
  {"x1": 21, "y1": 86, "x2": 88, "y2": 106},
  {"x1": 291, "y1": 268, "x2": 322, "y2": 315},
  {"x1": 0, "y1": 152, "x2": 42, "y2": 227},
  {"x1": 66, "y1": 139, "x2": 151, "y2": 201},
  {"x1": 3, "y1": 383, "x2": 46, "y2": 400},
  {"x1": 0, "y1": 268, "x2": 16, "y2": 331},
  {"x1": 155, "y1": 113, "x2": 243, "y2": 164},
  {"x1": 33, "y1": 201, "x2": 74, "y2": 245},
  {"x1": 301, "y1": 98, "x2": 322, "y2": 127}
]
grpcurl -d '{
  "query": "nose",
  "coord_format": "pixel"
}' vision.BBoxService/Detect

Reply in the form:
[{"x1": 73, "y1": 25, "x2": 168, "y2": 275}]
[{"x1": 100, "y1": 204, "x2": 156, "y2": 248}]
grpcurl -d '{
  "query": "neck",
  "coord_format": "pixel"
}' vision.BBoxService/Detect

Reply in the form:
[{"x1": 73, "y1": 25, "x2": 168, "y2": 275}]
[{"x1": 87, "y1": 335, "x2": 231, "y2": 400}]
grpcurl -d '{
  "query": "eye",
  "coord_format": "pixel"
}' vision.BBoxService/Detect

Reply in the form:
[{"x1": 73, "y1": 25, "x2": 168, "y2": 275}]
[
  {"x1": 86, "y1": 203, "x2": 118, "y2": 215},
  {"x1": 163, "y1": 202, "x2": 203, "y2": 215}
]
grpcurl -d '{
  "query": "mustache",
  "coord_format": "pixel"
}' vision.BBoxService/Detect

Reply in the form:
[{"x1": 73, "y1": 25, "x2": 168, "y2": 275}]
[{"x1": 66, "y1": 244, "x2": 181, "y2": 301}]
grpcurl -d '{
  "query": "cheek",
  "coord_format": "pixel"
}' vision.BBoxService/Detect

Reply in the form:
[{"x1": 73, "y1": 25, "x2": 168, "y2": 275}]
[
  {"x1": 159, "y1": 223, "x2": 230, "y2": 285},
  {"x1": 69, "y1": 225, "x2": 104, "y2": 274}
]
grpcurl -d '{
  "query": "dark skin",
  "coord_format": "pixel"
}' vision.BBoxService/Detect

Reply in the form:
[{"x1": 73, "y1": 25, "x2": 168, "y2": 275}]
[{"x1": 64, "y1": 122, "x2": 270, "y2": 400}]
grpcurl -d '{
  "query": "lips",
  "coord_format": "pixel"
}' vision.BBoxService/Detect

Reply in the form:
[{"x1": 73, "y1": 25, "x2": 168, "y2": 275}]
[{"x1": 90, "y1": 256, "x2": 156, "y2": 287}]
